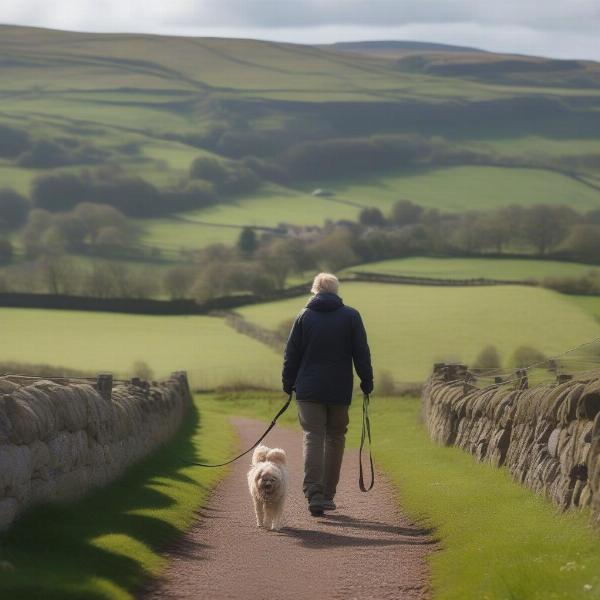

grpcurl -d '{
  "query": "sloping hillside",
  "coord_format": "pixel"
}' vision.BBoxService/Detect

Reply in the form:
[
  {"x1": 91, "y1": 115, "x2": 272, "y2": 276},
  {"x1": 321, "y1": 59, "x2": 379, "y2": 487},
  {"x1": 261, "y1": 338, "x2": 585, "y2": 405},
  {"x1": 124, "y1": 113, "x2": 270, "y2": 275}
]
[{"x1": 1, "y1": 24, "x2": 600, "y2": 257}]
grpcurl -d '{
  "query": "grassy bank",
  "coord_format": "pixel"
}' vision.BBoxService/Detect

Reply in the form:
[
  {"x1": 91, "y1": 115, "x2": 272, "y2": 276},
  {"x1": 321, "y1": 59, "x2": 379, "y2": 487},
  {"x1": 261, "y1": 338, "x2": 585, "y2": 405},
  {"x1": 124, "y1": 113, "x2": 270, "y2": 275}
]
[
  {"x1": 0, "y1": 396, "x2": 234, "y2": 600},
  {"x1": 212, "y1": 392, "x2": 600, "y2": 599}
]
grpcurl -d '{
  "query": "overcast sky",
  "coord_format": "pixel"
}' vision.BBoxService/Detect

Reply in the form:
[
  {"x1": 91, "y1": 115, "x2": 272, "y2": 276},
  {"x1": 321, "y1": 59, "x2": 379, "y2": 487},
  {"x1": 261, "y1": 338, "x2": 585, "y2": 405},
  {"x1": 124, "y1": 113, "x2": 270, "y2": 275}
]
[{"x1": 2, "y1": 0, "x2": 600, "y2": 61}]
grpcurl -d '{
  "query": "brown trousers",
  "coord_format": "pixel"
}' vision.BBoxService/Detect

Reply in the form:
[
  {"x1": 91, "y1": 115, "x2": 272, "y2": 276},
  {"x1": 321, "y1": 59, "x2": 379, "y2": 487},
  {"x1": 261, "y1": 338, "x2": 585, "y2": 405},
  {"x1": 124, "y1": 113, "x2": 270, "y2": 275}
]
[{"x1": 297, "y1": 402, "x2": 349, "y2": 503}]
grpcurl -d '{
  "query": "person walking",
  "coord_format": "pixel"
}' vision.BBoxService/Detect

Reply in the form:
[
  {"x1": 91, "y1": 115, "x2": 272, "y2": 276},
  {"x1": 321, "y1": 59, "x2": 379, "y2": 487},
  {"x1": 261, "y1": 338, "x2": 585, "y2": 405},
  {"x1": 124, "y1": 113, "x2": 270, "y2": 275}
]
[{"x1": 282, "y1": 272, "x2": 373, "y2": 516}]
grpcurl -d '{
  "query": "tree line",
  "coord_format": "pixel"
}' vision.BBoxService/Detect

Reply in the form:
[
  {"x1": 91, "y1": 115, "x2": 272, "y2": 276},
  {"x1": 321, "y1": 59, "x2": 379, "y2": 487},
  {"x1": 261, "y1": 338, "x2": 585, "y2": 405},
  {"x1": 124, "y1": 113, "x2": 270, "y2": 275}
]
[{"x1": 2, "y1": 197, "x2": 600, "y2": 299}]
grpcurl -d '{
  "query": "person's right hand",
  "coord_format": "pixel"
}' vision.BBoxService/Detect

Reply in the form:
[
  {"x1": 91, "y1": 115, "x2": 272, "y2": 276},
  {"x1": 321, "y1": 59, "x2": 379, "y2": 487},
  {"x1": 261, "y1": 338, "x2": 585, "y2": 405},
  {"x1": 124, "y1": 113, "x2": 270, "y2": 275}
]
[{"x1": 360, "y1": 380, "x2": 373, "y2": 395}]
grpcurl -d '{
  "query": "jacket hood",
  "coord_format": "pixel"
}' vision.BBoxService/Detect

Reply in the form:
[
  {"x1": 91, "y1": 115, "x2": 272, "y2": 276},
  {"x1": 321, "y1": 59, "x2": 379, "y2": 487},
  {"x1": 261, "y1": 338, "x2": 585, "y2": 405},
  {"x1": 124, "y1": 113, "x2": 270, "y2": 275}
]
[{"x1": 306, "y1": 292, "x2": 344, "y2": 312}]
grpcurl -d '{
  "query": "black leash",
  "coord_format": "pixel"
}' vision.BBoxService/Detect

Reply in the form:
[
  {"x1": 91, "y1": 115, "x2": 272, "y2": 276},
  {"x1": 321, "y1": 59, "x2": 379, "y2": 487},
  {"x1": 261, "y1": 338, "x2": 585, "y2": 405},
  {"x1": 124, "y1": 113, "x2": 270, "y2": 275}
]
[
  {"x1": 358, "y1": 393, "x2": 375, "y2": 492},
  {"x1": 186, "y1": 393, "x2": 293, "y2": 468}
]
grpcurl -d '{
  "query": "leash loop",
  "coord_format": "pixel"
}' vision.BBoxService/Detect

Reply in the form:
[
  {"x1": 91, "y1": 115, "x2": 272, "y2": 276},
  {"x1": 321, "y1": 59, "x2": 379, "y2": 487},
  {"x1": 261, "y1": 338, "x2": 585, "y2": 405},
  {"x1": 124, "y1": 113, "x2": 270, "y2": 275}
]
[
  {"x1": 358, "y1": 392, "x2": 375, "y2": 492},
  {"x1": 187, "y1": 393, "x2": 293, "y2": 468}
]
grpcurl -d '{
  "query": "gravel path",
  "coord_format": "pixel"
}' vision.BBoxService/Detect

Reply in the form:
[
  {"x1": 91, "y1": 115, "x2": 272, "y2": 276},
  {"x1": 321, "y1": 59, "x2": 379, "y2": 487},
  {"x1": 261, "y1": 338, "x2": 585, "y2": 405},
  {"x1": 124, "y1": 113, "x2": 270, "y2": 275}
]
[{"x1": 142, "y1": 417, "x2": 433, "y2": 599}]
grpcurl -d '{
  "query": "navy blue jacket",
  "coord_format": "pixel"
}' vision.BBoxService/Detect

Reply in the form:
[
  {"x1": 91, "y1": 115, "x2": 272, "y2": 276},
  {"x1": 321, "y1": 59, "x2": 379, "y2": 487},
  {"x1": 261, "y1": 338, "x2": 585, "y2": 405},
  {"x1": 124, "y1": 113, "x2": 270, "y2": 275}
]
[{"x1": 282, "y1": 293, "x2": 373, "y2": 405}]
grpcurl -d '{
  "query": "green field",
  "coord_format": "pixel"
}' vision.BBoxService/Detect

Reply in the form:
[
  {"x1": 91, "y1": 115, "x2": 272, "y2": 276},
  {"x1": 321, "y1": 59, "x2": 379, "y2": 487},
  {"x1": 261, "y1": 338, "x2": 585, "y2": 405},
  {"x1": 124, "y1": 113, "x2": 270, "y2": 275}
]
[
  {"x1": 0, "y1": 309, "x2": 280, "y2": 389},
  {"x1": 568, "y1": 295, "x2": 600, "y2": 323},
  {"x1": 139, "y1": 218, "x2": 242, "y2": 254},
  {"x1": 349, "y1": 257, "x2": 600, "y2": 282},
  {"x1": 237, "y1": 282, "x2": 600, "y2": 381},
  {"x1": 309, "y1": 166, "x2": 600, "y2": 213}
]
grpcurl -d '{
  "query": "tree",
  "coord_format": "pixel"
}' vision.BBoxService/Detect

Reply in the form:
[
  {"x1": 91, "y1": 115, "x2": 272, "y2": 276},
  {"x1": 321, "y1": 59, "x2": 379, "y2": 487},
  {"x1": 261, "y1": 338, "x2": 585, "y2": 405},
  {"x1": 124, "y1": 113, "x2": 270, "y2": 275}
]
[
  {"x1": 51, "y1": 213, "x2": 86, "y2": 252},
  {"x1": 482, "y1": 207, "x2": 519, "y2": 254},
  {"x1": 237, "y1": 227, "x2": 258, "y2": 257},
  {"x1": 257, "y1": 242, "x2": 293, "y2": 290},
  {"x1": 521, "y1": 205, "x2": 577, "y2": 256},
  {"x1": 37, "y1": 254, "x2": 81, "y2": 295},
  {"x1": 0, "y1": 239, "x2": 13, "y2": 263},
  {"x1": 22, "y1": 209, "x2": 53, "y2": 258},
  {"x1": 309, "y1": 229, "x2": 358, "y2": 271},
  {"x1": 359, "y1": 207, "x2": 387, "y2": 227},
  {"x1": 31, "y1": 172, "x2": 87, "y2": 212},
  {"x1": 390, "y1": 200, "x2": 423, "y2": 227},
  {"x1": 0, "y1": 188, "x2": 30, "y2": 230},
  {"x1": 453, "y1": 212, "x2": 489, "y2": 254},
  {"x1": 72, "y1": 202, "x2": 129, "y2": 243},
  {"x1": 83, "y1": 263, "x2": 131, "y2": 298},
  {"x1": 189, "y1": 157, "x2": 228, "y2": 186},
  {"x1": 0, "y1": 124, "x2": 30, "y2": 158},
  {"x1": 561, "y1": 224, "x2": 600, "y2": 261},
  {"x1": 163, "y1": 267, "x2": 197, "y2": 299},
  {"x1": 189, "y1": 156, "x2": 260, "y2": 195}
]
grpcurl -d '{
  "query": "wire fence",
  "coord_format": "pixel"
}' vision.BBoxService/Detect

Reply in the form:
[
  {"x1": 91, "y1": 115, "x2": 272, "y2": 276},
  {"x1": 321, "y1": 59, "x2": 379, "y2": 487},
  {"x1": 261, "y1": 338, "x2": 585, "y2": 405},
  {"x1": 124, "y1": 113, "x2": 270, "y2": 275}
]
[{"x1": 443, "y1": 335, "x2": 600, "y2": 390}]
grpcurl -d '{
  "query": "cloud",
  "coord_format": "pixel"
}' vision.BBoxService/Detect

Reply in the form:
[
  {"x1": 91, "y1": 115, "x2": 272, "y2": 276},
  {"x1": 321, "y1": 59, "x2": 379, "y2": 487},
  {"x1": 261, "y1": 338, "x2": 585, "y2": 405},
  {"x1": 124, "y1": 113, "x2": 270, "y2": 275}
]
[{"x1": 1, "y1": 0, "x2": 599, "y2": 60}]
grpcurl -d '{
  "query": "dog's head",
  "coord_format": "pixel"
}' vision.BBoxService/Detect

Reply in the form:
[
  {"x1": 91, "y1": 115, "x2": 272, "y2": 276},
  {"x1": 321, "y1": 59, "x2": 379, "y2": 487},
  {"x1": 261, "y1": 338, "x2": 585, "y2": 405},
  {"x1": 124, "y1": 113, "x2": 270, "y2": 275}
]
[{"x1": 254, "y1": 462, "x2": 284, "y2": 499}]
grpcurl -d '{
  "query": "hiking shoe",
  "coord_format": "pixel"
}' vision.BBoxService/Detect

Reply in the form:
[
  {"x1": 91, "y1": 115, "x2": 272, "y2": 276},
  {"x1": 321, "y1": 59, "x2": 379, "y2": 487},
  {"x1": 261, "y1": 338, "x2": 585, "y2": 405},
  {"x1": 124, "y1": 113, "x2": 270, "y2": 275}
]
[
  {"x1": 308, "y1": 495, "x2": 324, "y2": 517},
  {"x1": 322, "y1": 499, "x2": 337, "y2": 511}
]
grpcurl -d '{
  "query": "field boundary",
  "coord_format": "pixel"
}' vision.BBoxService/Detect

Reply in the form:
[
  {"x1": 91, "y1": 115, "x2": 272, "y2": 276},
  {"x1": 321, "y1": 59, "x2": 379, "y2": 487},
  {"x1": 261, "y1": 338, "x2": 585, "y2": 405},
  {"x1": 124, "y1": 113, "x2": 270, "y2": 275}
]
[{"x1": 0, "y1": 272, "x2": 560, "y2": 316}]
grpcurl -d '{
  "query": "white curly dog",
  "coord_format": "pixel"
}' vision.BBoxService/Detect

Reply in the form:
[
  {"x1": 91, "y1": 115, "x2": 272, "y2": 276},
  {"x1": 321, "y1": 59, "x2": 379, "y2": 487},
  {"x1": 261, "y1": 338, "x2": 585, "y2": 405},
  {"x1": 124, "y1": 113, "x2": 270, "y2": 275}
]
[{"x1": 247, "y1": 445, "x2": 288, "y2": 531}]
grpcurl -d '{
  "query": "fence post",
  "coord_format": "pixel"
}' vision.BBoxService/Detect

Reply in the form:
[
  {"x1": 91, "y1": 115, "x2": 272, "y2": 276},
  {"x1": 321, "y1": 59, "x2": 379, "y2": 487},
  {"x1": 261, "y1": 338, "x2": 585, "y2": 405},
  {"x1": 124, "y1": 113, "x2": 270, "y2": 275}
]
[
  {"x1": 96, "y1": 373, "x2": 113, "y2": 401},
  {"x1": 516, "y1": 369, "x2": 528, "y2": 390}
]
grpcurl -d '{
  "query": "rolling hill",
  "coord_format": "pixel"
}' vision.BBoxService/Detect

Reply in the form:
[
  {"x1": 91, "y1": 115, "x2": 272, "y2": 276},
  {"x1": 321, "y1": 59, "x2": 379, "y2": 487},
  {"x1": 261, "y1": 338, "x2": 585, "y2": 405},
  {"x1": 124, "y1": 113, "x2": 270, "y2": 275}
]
[{"x1": 1, "y1": 24, "x2": 600, "y2": 256}]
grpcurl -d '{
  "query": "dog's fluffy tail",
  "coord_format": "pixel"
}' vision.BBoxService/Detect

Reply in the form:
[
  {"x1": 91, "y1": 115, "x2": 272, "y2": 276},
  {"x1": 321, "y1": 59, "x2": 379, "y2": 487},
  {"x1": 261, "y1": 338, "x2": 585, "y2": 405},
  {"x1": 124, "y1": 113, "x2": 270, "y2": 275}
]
[
  {"x1": 252, "y1": 445, "x2": 269, "y2": 465},
  {"x1": 267, "y1": 448, "x2": 287, "y2": 465}
]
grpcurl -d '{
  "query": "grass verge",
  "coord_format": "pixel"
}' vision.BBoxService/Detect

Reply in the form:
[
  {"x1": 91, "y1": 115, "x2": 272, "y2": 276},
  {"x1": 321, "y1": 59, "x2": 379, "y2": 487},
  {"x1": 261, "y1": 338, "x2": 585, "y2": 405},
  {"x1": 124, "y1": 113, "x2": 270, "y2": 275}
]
[
  {"x1": 209, "y1": 391, "x2": 600, "y2": 600},
  {"x1": 0, "y1": 396, "x2": 234, "y2": 600}
]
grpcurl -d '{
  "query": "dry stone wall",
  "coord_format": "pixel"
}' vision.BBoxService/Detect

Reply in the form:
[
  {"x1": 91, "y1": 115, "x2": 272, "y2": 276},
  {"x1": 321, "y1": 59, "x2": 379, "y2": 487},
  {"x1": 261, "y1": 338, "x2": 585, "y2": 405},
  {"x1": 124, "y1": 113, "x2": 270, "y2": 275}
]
[
  {"x1": 0, "y1": 371, "x2": 191, "y2": 530},
  {"x1": 422, "y1": 365, "x2": 600, "y2": 527}
]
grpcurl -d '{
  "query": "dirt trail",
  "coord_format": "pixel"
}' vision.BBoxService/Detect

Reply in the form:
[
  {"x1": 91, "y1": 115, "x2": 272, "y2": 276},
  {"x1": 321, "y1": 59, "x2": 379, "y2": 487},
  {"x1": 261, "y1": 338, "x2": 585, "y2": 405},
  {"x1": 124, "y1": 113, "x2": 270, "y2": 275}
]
[{"x1": 142, "y1": 417, "x2": 433, "y2": 599}]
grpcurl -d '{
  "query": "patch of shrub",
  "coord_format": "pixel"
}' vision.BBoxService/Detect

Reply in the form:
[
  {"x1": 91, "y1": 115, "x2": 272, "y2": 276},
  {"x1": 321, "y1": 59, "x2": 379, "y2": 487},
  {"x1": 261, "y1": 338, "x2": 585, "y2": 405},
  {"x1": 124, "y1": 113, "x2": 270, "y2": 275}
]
[
  {"x1": 0, "y1": 361, "x2": 92, "y2": 378},
  {"x1": 215, "y1": 130, "x2": 285, "y2": 158},
  {"x1": 189, "y1": 156, "x2": 260, "y2": 195},
  {"x1": 473, "y1": 345, "x2": 502, "y2": 372},
  {"x1": 0, "y1": 124, "x2": 30, "y2": 158},
  {"x1": 0, "y1": 188, "x2": 30, "y2": 230},
  {"x1": 242, "y1": 156, "x2": 290, "y2": 184},
  {"x1": 131, "y1": 360, "x2": 154, "y2": 381},
  {"x1": 278, "y1": 134, "x2": 437, "y2": 180},
  {"x1": 18, "y1": 137, "x2": 110, "y2": 168},
  {"x1": 511, "y1": 345, "x2": 547, "y2": 368},
  {"x1": 29, "y1": 166, "x2": 218, "y2": 218},
  {"x1": 0, "y1": 238, "x2": 13, "y2": 262},
  {"x1": 377, "y1": 370, "x2": 397, "y2": 396},
  {"x1": 359, "y1": 207, "x2": 387, "y2": 227},
  {"x1": 542, "y1": 272, "x2": 600, "y2": 294}
]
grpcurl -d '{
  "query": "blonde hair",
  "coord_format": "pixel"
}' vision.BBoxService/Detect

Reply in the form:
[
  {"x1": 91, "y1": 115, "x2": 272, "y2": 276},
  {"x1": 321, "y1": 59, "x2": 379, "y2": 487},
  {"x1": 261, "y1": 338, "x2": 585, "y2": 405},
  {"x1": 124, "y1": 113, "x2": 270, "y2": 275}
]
[{"x1": 311, "y1": 272, "x2": 339, "y2": 295}]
